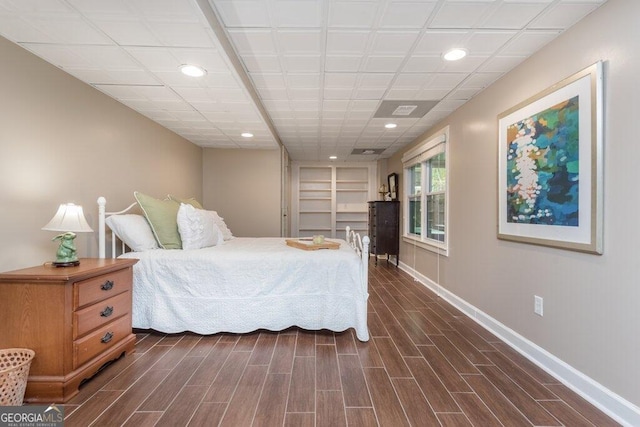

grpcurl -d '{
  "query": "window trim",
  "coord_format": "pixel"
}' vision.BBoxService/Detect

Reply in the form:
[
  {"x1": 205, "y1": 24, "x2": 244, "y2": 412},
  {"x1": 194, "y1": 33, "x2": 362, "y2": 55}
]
[{"x1": 402, "y1": 126, "x2": 449, "y2": 256}]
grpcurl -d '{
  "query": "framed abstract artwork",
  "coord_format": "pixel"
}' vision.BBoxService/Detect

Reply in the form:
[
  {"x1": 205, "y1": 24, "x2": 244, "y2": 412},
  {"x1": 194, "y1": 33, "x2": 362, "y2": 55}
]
[{"x1": 497, "y1": 62, "x2": 603, "y2": 254}]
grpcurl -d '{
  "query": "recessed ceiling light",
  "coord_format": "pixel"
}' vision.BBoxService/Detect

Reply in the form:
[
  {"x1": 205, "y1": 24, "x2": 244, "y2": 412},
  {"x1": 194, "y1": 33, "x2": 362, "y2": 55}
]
[
  {"x1": 384, "y1": 123, "x2": 397, "y2": 129},
  {"x1": 241, "y1": 132, "x2": 254, "y2": 138},
  {"x1": 329, "y1": 155, "x2": 337, "y2": 160},
  {"x1": 179, "y1": 64, "x2": 207, "y2": 77},
  {"x1": 443, "y1": 48, "x2": 467, "y2": 61}
]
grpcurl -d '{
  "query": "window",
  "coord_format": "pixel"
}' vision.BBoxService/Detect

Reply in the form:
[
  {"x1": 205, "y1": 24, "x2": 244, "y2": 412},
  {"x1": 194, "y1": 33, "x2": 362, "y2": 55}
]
[{"x1": 402, "y1": 127, "x2": 448, "y2": 254}]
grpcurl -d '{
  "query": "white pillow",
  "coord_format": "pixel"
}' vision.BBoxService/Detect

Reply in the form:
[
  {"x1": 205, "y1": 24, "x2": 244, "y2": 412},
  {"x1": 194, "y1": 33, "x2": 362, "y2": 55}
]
[
  {"x1": 211, "y1": 211, "x2": 234, "y2": 241},
  {"x1": 105, "y1": 214, "x2": 159, "y2": 252},
  {"x1": 177, "y1": 204, "x2": 222, "y2": 250}
]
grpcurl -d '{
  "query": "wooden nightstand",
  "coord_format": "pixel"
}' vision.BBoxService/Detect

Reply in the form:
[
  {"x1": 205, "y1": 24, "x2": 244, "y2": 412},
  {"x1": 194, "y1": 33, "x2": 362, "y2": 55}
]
[{"x1": 0, "y1": 258, "x2": 137, "y2": 403}]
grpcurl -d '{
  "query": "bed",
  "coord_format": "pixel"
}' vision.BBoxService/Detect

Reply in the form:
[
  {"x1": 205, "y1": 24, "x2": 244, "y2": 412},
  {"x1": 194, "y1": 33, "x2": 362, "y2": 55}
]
[{"x1": 97, "y1": 196, "x2": 371, "y2": 341}]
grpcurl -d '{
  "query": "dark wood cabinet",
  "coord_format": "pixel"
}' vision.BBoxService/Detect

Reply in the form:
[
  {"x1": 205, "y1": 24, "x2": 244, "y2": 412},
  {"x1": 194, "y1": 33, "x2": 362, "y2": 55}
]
[{"x1": 368, "y1": 201, "x2": 400, "y2": 266}]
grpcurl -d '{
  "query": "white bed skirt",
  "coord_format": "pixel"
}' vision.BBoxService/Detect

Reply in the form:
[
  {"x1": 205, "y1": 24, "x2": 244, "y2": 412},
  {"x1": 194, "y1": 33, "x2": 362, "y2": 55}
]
[{"x1": 119, "y1": 237, "x2": 370, "y2": 341}]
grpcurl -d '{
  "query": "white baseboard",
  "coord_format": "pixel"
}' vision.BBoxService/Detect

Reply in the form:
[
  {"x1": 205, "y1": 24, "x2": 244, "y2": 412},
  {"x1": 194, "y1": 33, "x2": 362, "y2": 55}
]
[{"x1": 398, "y1": 261, "x2": 640, "y2": 427}]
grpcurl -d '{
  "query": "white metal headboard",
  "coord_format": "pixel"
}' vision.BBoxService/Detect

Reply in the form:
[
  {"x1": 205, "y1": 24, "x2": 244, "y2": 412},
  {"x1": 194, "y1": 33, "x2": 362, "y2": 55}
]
[
  {"x1": 97, "y1": 196, "x2": 137, "y2": 259},
  {"x1": 98, "y1": 197, "x2": 371, "y2": 283}
]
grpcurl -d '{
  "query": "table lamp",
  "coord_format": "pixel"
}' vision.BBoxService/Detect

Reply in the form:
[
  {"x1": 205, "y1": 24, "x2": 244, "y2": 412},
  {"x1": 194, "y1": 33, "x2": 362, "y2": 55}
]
[{"x1": 42, "y1": 203, "x2": 93, "y2": 267}]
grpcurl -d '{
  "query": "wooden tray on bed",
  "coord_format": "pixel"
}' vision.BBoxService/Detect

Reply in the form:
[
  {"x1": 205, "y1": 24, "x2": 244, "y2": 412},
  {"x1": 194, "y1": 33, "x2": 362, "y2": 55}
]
[{"x1": 286, "y1": 239, "x2": 340, "y2": 250}]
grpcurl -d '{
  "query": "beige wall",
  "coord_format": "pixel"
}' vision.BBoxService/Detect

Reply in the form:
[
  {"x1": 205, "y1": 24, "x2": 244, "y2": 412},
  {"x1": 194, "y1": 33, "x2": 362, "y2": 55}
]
[
  {"x1": 387, "y1": 0, "x2": 639, "y2": 409},
  {"x1": 0, "y1": 36, "x2": 202, "y2": 271},
  {"x1": 202, "y1": 148, "x2": 281, "y2": 237}
]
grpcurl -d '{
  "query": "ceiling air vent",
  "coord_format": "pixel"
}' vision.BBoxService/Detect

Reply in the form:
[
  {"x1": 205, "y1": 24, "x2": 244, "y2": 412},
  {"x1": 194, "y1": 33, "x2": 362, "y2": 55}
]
[
  {"x1": 373, "y1": 100, "x2": 438, "y2": 119},
  {"x1": 392, "y1": 105, "x2": 417, "y2": 116},
  {"x1": 351, "y1": 148, "x2": 385, "y2": 155}
]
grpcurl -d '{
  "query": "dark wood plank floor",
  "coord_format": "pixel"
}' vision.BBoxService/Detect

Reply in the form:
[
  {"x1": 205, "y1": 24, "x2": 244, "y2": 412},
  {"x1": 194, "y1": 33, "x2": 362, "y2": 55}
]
[{"x1": 61, "y1": 263, "x2": 619, "y2": 426}]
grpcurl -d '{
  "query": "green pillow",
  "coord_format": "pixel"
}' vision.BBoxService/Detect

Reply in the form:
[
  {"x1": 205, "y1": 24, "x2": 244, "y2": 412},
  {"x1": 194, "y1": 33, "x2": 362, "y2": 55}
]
[
  {"x1": 134, "y1": 192, "x2": 181, "y2": 249},
  {"x1": 167, "y1": 194, "x2": 203, "y2": 209}
]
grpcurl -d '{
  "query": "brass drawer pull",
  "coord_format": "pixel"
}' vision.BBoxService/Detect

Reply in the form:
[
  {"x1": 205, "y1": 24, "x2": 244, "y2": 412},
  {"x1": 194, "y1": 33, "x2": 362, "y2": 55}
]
[
  {"x1": 101, "y1": 280, "x2": 114, "y2": 291},
  {"x1": 100, "y1": 306, "x2": 114, "y2": 317},
  {"x1": 101, "y1": 332, "x2": 114, "y2": 344}
]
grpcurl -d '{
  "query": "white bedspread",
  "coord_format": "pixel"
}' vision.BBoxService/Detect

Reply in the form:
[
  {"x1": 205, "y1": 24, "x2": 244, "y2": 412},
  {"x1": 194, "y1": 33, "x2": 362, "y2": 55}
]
[{"x1": 119, "y1": 238, "x2": 369, "y2": 341}]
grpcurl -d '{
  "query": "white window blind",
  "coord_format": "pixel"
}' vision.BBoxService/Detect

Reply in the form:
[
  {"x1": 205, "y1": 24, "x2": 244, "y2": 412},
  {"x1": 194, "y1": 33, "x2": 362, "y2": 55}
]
[{"x1": 402, "y1": 133, "x2": 446, "y2": 168}]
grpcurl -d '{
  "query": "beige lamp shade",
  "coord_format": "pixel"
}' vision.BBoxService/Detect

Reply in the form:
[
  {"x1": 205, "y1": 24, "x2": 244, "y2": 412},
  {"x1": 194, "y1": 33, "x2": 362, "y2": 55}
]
[{"x1": 42, "y1": 203, "x2": 93, "y2": 233}]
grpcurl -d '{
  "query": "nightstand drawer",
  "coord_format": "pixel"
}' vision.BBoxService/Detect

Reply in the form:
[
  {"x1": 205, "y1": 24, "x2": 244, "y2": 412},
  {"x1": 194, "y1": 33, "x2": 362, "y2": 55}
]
[
  {"x1": 74, "y1": 268, "x2": 130, "y2": 309},
  {"x1": 73, "y1": 291, "x2": 131, "y2": 339},
  {"x1": 73, "y1": 315, "x2": 131, "y2": 368}
]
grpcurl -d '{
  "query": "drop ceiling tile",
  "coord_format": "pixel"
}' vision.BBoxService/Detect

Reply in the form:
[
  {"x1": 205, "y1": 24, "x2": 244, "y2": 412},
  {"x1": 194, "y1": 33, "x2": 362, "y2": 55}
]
[
  {"x1": 466, "y1": 30, "x2": 517, "y2": 54},
  {"x1": 249, "y1": 73, "x2": 286, "y2": 89},
  {"x1": 325, "y1": 73, "x2": 358, "y2": 87},
  {"x1": 480, "y1": 2, "x2": 548, "y2": 29},
  {"x1": 242, "y1": 55, "x2": 282, "y2": 73},
  {"x1": 228, "y1": 29, "x2": 277, "y2": 54},
  {"x1": 0, "y1": 0, "x2": 72, "y2": 13},
  {"x1": 257, "y1": 87, "x2": 289, "y2": 100},
  {"x1": 292, "y1": 100, "x2": 320, "y2": 111},
  {"x1": 345, "y1": 110, "x2": 373, "y2": 119},
  {"x1": 131, "y1": 85, "x2": 183, "y2": 101},
  {"x1": 362, "y1": 56, "x2": 405, "y2": 73},
  {"x1": 322, "y1": 111, "x2": 347, "y2": 119},
  {"x1": 154, "y1": 70, "x2": 237, "y2": 88},
  {"x1": 72, "y1": 68, "x2": 160, "y2": 85},
  {"x1": 262, "y1": 99, "x2": 293, "y2": 111},
  {"x1": 125, "y1": 47, "x2": 228, "y2": 73},
  {"x1": 12, "y1": 14, "x2": 112, "y2": 44},
  {"x1": 290, "y1": 88, "x2": 321, "y2": 100},
  {"x1": 326, "y1": 30, "x2": 371, "y2": 54},
  {"x1": 328, "y1": 1, "x2": 380, "y2": 28},
  {"x1": 414, "y1": 30, "x2": 469, "y2": 55},
  {"x1": 287, "y1": 73, "x2": 321, "y2": 88},
  {"x1": 402, "y1": 55, "x2": 442, "y2": 73},
  {"x1": 349, "y1": 100, "x2": 380, "y2": 111},
  {"x1": 170, "y1": 110, "x2": 207, "y2": 121},
  {"x1": 89, "y1": 18, "x2": 161, "y2": 46},
  {"x1": 358, "y1": 73, "x2": 395, "y2": 88},
  {"x1": 134, "y1": 0, "x2": 206, "y2": 21},
  {"x1": 479, "y1": 55, "x2": 526, "y2": 72},
  {"x1": 272, "y1": 0, "x2": 323, "y2": 27},
  {"x1": 0, "y1": 16, "x2": 49, "y2": 42},
  {"x1": 145, "y1": 21, "x2": 213, "y2": 48},
  {"x1": 429, "y1": 2, "x2": 493, "y2": 29},
  {"x1": 93, "y1": 84, "x2": 147, "y2": 100},
  {"x1": 323, "y1": 88, "x2": 355, "y2": 100},
  {"x1": 440, "y1": 55, "x2": 489, "y2": 73},
  {"x1": 283, "y1": 55, "x2": 321, "y2": 72},
  {"x1": 379, "y1": 2, "x2": 436, "y2": 29},
  {"x1": 393, "y1": 73, "x2": 431, "y2": 88},
  {"x1": 460, "y1": 72, "x2": 503, "y2": 88},
  {"x1": 276, "y1": 30, "x2": 322, "y2": 54},
  {"x1": 530, "y1": 2, "x2": 601, "y2": 29},
  {"x1": 500, "y1": 30, "x2": 561, "y2": 55},
  {"x1": 434, "y1": 99, "x2": 467, "y2": 111},
  {"x1": 325, "y1": 55, "x2": 363, "y2": 72},
  {"x1": 429, "y1": 73, "x2": 467, "y2": 89},
  {"x1": 385, "y1": 89, "x2": 421, "y2": 100},
  {"x1": 447, "y1": 87, "x2": 482, "y2": 100},
  {"x1": 370, "y1": 31, "x2": 420, "y2": 55},
  {"x1": 213, "y1": 0, "x2": 271, "y2": 27},
  {"x1": 18, "y1": 44, "x2": 87, "y2": 68},
  {"x1": 353, "y1": 88, "x2": 387, "y2": 99}
]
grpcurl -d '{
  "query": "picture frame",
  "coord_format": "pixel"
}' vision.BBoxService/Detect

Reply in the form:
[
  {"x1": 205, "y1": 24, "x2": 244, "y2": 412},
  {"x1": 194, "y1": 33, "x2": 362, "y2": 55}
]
[
  {"x1": 497, "y1": 62, "x2": 603, "y2": 254},
  {"x1": 387, "y1": 173, "x2": 398, "y2": 201}
]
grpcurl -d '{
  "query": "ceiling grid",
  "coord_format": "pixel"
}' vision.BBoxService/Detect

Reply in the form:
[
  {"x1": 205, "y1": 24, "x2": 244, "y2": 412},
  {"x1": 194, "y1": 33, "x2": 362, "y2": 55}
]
[{"x1": 0, "y1": 0, "x2": 607, "y2": 161}]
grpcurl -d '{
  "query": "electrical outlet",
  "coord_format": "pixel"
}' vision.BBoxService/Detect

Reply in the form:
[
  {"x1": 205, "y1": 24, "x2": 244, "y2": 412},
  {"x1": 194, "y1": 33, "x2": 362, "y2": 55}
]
[{"x1": 534, "y1": 295, "x2": 544, "y2": 316}]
